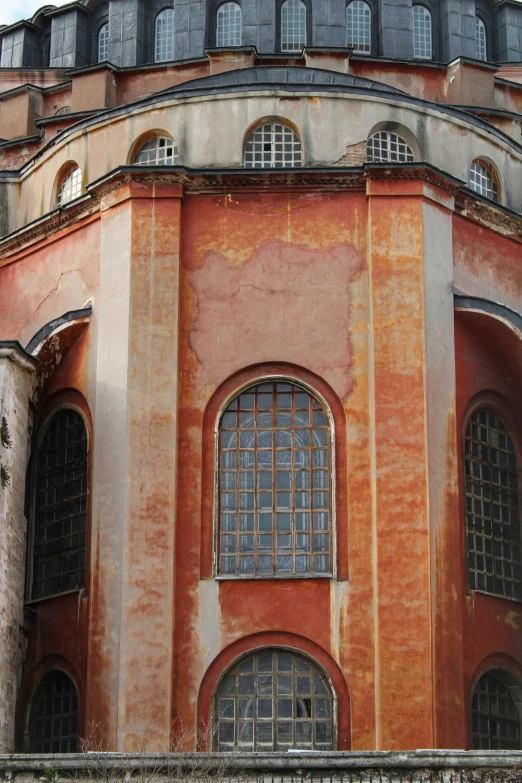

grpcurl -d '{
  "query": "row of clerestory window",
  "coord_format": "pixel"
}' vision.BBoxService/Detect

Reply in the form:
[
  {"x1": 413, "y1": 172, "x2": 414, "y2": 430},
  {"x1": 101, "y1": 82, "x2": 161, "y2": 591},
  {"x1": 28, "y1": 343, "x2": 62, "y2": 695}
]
[
  {"x1": 27, "y1": 383, "x2": 521, "y2": 598},
  {"x1": 94, "y1": 2, "x2": 489, "y2": 63},
  {"x1": 54, "y1": 126, "x2": 501, "y2": 209},
  {"x1": 23, "y1": 659, "x2": 522, "y2": 752}
]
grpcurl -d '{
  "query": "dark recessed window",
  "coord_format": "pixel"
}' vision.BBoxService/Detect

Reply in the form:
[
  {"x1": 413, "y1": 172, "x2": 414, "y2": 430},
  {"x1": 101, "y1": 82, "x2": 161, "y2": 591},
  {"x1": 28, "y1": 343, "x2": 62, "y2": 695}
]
[
  {"x1": 472, "y1": 672, "x2": 521, "y2": 749},
  {"x1": 216, "y1": 650, "x2": 334, "y2": 751},
  {"x1": 218, "y1": 381, "x2": 332, "y2": 578},
  {"x1": 28, "y1": 670, "x2": 79, "y2": 753},
  {"x1": 32, "y1": 409, "x2": 88, "y2": 600},
  {"x1": 465, "y1": 409, "x2": 521, "y2": 600}
]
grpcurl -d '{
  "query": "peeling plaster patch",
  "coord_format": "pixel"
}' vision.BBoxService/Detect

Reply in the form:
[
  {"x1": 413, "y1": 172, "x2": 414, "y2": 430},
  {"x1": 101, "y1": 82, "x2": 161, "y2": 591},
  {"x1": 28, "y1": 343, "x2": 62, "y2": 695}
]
[
  {"x1": 196, "y1": 581, "x2": 222, "y2": 673},
  {"x1": 504, "y1": 611, "x2": 521, "y2": 630},
  {"x1": 330, "y1": 581, "x2": 350, "y2": 664},
  {"x1": 189, "y1": 240, "x2": 362, "y2": 399}
]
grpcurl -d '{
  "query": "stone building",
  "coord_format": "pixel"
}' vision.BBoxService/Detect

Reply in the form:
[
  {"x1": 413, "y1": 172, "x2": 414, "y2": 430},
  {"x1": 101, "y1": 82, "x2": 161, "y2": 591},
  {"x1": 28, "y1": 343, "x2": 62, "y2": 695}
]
[{"x1": 0, "y1": 0, "x2": 522, "y2": 759}]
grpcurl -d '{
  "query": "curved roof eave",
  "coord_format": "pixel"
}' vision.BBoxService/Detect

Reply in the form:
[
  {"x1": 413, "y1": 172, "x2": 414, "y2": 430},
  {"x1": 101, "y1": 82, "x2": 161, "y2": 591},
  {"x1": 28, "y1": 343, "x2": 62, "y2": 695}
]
[{"x1": 15, "y1": 65, "x2": 522, "y2": 176}]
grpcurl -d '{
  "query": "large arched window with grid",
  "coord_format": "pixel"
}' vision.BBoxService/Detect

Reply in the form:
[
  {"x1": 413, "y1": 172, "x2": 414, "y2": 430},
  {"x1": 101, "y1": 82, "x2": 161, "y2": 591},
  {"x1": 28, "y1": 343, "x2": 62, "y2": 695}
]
[
  {"x1": 472, "y1": 671, "x2": 521, "y2": 749},
  {"x1": 216, "y1": 2, "x2": 242, "y2": 46},
  {"x1": 347, "y1": 0, "x2": 371, "y2": 53},
  {"x1": 244, "y1": 122, "x2": 303, "y2": 168},
  {"x1": 413, "y1": 5, "x2": 432, "y2": 59},
  {"x1": 98, "y1": 22, "x2": 109, "y2": 62},
  {"x1": 28, "y1": 670, "x2": 79, "y2": 752},
  {"x1": 465, "y1": 409, "x2": 521, "y2": 600},
  {"x1": 469, "y1": 159, "x2": 499, "y2": 202},
  {"x1": 216, "y1": 649, "x2": 335, "y2": 751},
  {"x1": 57, "y1": 166, "x2": 82, "y2": 207},
  {"x1": 366, "y1": 130, "x2": 414, "y2": 163},
  {"x1": 155, "y1": 8, "x2": 174, "y2": 62},
  {"x1": 31, "y1": 409, "x2": 88, "y2": 600},
  {"x1": 217, "y1": 381, "x2": 333, "y2": 578},
  {"x1": 281, "y1": 0, "x2": 307, "y2": 52},
  {"x1": 476, "y1": 17, "x2": 487, "y2": 61},
  {"x1": 132, "y1": 134, "x2": 179, "y2": 165}
]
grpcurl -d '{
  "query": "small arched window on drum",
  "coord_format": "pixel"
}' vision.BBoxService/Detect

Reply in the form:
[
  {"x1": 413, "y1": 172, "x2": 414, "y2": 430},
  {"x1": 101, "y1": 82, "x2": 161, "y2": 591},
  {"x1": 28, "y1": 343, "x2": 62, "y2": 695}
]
[{"x1": 218, "y1": 381, "x2": 333, "y2": 578}]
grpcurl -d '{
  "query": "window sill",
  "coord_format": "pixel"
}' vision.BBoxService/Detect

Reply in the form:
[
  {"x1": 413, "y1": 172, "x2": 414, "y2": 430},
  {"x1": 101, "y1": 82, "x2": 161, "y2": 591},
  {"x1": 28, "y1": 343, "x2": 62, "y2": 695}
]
[
  {"x1": 467, "y1": 588, "x2": 522, "y2": 606},
  {"x1": 215, "y1": 573, "x2": 334, "y2": 581},
  {"x1": 24, "y1": 587, "x2": 88, "y2": 607}
]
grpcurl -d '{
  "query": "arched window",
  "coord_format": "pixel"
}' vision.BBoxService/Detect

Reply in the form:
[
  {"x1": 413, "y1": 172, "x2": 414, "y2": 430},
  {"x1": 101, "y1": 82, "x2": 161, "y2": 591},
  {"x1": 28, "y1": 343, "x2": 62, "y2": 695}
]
[
  {"x1": 216, "y1": 2, "x2": 242, "y2": 47},
  {"x1": 28, "y1": 670, "x2": 79, "y2": 752},
  {"x1": 216, "y1": 649, "x2": 334, "y2": 751},
  {"x1": 413, "y1": 5, "x2": 432, "y2": 59},
  {"x1": 244, "y1": 122, "x2": 302, "y2": 168},
  {"x1": 469, "y1": 160, "x2": 499, "y2": 202},
  {"x1": 57, "y1": 166, "x2": 82, "y2": 207},
  {"x1": 347, "y1": 0, "x2": 371, "y2": 53},
  {"x1": 218, "y1": 381, "x2": 332, "y2": 577},
  {"x1": 55, "y1": 106, "x2": 71, "y2": 116},
  {"x1": 31, "y1": 409, "x2": 88, "y2": 600},
  {"x1": 98, "y1": 22, "x2": 109, "y2": 62},
  {"x1": 132, "y1": 135, "x2": 179, "y2": 165},
  {"x1": 281, "y1": 0, "x2": 307, "y2": 52},
  {"x1": 476, "y1": 17, "x2": 487, "y2": 61},
  {"x1": 465, "y1": 409, "x2": 521, "y2": 600},
  {"x1": 472, "y1": 672, "x2": 521, "y2": 749},
  {"x1": 366, "y1": 130, "x2": 415, "y2": 162},
  {"x1": 155, "y1": 8, "x2": 174, "y2": 63}
]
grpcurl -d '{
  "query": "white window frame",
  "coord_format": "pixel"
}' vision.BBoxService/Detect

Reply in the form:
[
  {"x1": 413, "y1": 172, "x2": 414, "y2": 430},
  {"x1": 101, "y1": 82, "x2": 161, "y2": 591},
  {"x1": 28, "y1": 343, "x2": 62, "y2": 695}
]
[
  {"x1": 216, "y1": 2, "x2": 242, "y2": 47},
  {"x1": 244, "y1": 122, "x2": 303, "y2": 168},
  {"x1": 476, "y1": 17, "x2": 487, "y2": 62},
  {"x1": 132, "y1": 135, "x2": 179, "y2": 166},
  {"x1": 346, "y1": 0, "x2": 371, "y2": 54},
  {"x1": 98, "y1": 22, "x2": 109, "y2": 62},
  {"x1": 413, "y1": 5, "x2": 432, "y2": 59},
  {"x1": 281, "y1": 0, "x2": 307, "y2": 53},
  {"x1": 366, "y1": 130, "x2": 415, "y2": 163},
  {"x1": 155, "y1": 8, "x2": 174, "y2": 63},
  {"x1": 469, "y1": 160, "x2": 499, "y2": 202},
  {"x1": 57, "y1": 167, "x2": 82, "y2": 206}
]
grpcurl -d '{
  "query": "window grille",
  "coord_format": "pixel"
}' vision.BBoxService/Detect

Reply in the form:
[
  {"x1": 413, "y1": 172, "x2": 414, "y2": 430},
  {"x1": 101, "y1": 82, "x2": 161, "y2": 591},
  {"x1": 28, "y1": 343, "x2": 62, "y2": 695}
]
[
  {"x1": 465, "y1": 409, "x2": 521, "y2": 600},
  {"x1": 217, "y1": 2, "x2": 242, "y2": 47},
  {"x1": 413, "y1": 5, "x2": 432, "y2": 59},
  {"x1": 281, "y1": 0, "x2": 307, "y2": 52},
  {"x1": 133, "y1": 136, "x2": 178, "y2": 165},
  {"x1": 244, "y1": 123, "x2": 302, "y2": 168},
  {"x1": 469, "y1": 160, "x2": 498, "y2": 201},
  {"x1": 216, "y1": 650, "x2": 334, "y2": 751},
  {"x1": 476, "y1": 17, "x2": 487, "y2": 62},
  {"x1": 366, "y1": 131, "x2": 414, "y2": 163},
  {"x1": 218, "y1": 381, "x2": 332, "y2": 577},
  {"x1": 32, "y1": 410, "x2": 88, "y2": 600},
  {"x1": 29, "y1": 671, "x2": 79, "y2": 753},
  {"x1": 472, "y1": 672, "x2": 520, "y2": 749},
  {"x1": 347, "y1": 0, "x2": 371, "y2": 53},
  {"x1": 98, "y1": 23, "x2": 109, "y2": 62},
  {"x1": 57, "y1": 167, "x2": 82, "y2": 206},
  {"x1": 155, "y1": 8, "x2": 174, "y2": 63}
]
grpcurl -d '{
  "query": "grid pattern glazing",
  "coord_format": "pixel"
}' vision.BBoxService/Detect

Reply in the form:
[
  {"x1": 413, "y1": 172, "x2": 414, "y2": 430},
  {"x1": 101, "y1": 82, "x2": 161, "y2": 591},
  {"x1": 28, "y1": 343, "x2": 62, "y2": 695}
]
[
  {"x1": 465, "y1": 409, "x2": 521, "y2": 600},
  {"x1": 29, "y1": 671, "x2": 79, "y2": 753},
  {"x1": 472, "y1": 673, "x2": 520, "y2": 749},
  {"x1": 244, "y1": 123, "x2": 302, "y2": 168},
  {"x1": 281, "y1": 0, "x2": 307, "y2": 52},
  {"x1": 476, "y1": 18, "x2": 487, "y2": 61},
  {"x1": 218, "y1": 382, "x2": 332, "y2": 578},
  {"x1": 217, "y1": 650, "x2": 334, "y2": 752},
  {"x1": 98, "y1": 23, "x2": 109, "y2": 62},
  {"x1": 133, "y1": 136, "x2": 179, "y2": 165},
  {"x1": 366, "y1": 131, "x2": 414, "y2": 163},
  {"x1": 346, "y1": 0, "x2": 371, "y2": 53},
  {"x1": 216, "y1": 2, "x2": 242, "y2": 46},
  {"x1": 57, "y1": 167, "x2": 82, "y2": 207},
  {"x1": 155, "y1": 8, "x2": 174, "y2": 63},
  {"x1": 469, "y1": 160, "x2": 498, "y2": 201},
  {"x1": 413, "y1": 5, "x2": 432, "y2": 59},
  {"x1": 32, "y1": 410, "x2": 88, "y2": 600}
]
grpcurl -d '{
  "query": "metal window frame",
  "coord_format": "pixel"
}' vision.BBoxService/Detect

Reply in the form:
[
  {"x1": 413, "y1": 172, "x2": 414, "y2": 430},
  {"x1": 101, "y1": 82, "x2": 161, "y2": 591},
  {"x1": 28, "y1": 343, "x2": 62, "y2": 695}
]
[
  {"x1": 213, "y1": 375, "x2": 337, "y2": 581},
  {"x1": 243, "y1": 121, "x2": 304, "y2": 169},
  {"x1": 471, "y1": 671, "x2": 521, "y2": 750},
  {"x1": 24, "y1": 668, "x2": 80, "y2": 753},
  {"x1": 26, "y1": 404, "x2": 90, "y2": 603},
  {"x1": 412, "y1": 4, "x2": 432, "y2": 60},
  {"x1": 476, "y1": 16, "x2": 487, "y2": 62},
  {"x1": 98, "y1": 22, "x2": 109, "y2": 62},
  {"x1": 154, "y1": 7, "x2": 175, "y2": 63},
  {"x1": 216, "y1": 1, "x2": 242, "y2": 47},
  {"x1": 346, "y1": 0, "x2": 372, "y2": 53}
]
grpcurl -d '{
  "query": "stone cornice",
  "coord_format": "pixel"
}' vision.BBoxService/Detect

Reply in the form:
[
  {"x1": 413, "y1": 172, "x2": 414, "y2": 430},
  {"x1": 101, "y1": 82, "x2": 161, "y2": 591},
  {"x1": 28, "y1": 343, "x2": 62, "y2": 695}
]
[{"x1": 0, "y1": 341, "x2": 37, "y2": 371}]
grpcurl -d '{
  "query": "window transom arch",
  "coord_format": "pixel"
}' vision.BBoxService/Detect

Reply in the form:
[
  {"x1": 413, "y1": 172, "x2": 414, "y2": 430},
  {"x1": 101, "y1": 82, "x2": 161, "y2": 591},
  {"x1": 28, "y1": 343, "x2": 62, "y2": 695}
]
[
  {"x1": 472, "y1": 669, "x2": 521, "y2": 749},
  {"x1": 155, "y1": 7, "x2": 174, "y2": 63},
  {"x1": 244, "y1": 120, "x2": 303, "y2": 168},
  {"x1": 476, "y1": 17, "x2": 487, "y2": 61},
  {"x1": 131, "y1": 132, "x2": 179, "y2": 165},
  {"x1": 215, "y1": 648, "x2": 335, "y2": 751},
  {"x1": 469, "y1": 159, "x2": 499, "y2": 202},
  {"x1": 30, "y1": 408, "x2": 88, "y2": 600},
  {"x1": 216, "y1": 2, "x2": 242, "y2": 47},
  {"x1": 347, "y1": 0, "x2": 371, "y2": 53},
  {"x1": 217, "y1": 379, "x2": 333, "y2": 578},
  {"x1": 465, "y1": 407, "x2": 521, "y2": 600},
  {"x1": 280, "y1": 0, "x2": 307, "y2": 52},
  {"x1": 27, "y1": 669, "x2": 79, "y2": 753},
  {"x1": 413, "y1": 5, "x2": 432, "y2": 59}
]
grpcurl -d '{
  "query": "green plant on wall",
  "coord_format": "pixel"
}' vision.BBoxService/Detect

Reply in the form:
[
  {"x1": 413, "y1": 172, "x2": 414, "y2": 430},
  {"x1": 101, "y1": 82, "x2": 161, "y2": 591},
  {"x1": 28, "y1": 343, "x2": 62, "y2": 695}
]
[{"x1": 0, "y1": 414, "x2": 11, "y2": 489}]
